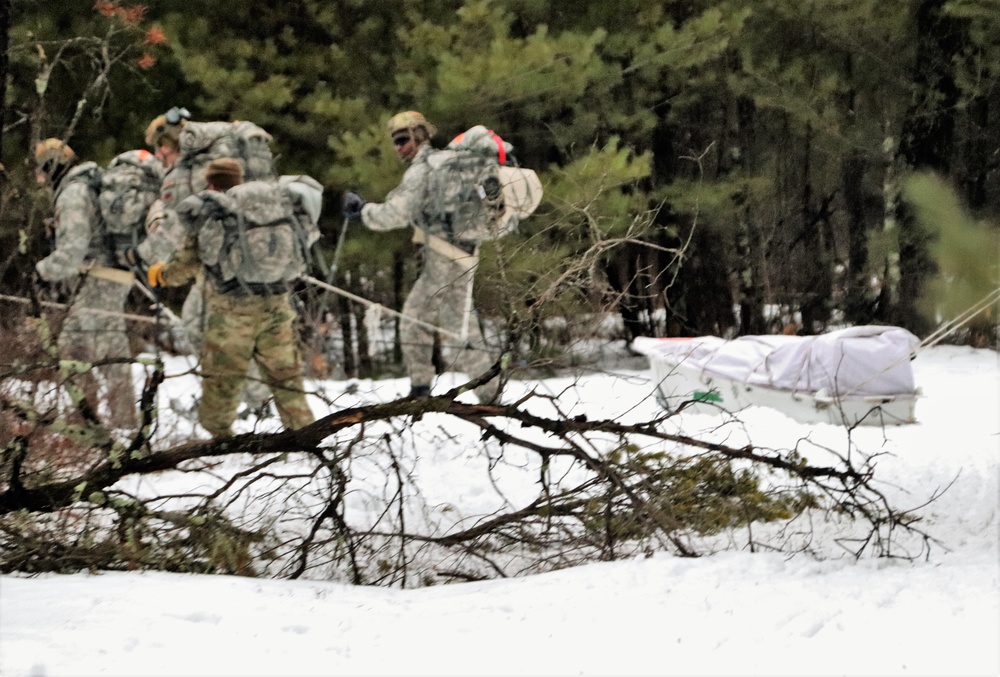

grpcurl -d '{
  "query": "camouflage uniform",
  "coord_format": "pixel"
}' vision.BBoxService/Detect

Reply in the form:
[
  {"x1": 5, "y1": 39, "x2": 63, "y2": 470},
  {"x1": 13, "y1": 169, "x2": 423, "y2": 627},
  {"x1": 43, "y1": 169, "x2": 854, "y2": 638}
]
[
  {"x1": 361, "y1": 145, "x2": 499, "y2": 401},
  {"x1": 158, "y1": 183, "x2": 314, "y2": 437},
  {"x1": 137, "y1": 152, "x2": 274, "y2": 412},
  {"x1": 36, "y1": 162, "x2": 136, "y2": 428},
  {"x1": 178, "y1": 280, "x2": 272, "y2": 413},
  {"x1": 136, "y1": 197, "x2": 185, "y2": 265}
]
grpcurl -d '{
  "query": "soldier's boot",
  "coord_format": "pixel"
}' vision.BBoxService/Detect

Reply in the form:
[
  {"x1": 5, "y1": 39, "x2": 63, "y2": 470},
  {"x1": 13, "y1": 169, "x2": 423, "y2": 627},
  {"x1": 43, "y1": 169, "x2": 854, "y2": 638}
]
[{"x1": 408, "y1": 384, "x2": 431, "y2": 398}]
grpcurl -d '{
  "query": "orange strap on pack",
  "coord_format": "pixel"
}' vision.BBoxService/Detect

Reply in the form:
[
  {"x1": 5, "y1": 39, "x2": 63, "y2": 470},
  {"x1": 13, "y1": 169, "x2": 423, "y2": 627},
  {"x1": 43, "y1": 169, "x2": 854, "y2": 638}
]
[{"x1": 489, "y1": 130, "x2": 506, "y2": 165}]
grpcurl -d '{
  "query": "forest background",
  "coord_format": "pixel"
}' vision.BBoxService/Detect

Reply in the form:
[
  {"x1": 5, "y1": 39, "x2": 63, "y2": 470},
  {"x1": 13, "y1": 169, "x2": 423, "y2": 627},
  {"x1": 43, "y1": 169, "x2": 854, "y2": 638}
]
[{"x1": 1, "y1": 0, "x2": 998, "y2": 376}]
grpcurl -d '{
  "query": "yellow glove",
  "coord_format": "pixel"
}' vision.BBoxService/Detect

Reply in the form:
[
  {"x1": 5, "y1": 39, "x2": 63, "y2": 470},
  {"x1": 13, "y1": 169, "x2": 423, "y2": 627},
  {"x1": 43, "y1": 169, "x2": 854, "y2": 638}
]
[{"x1": 147, "y1": 261, "x2": 167, "y2": 288}]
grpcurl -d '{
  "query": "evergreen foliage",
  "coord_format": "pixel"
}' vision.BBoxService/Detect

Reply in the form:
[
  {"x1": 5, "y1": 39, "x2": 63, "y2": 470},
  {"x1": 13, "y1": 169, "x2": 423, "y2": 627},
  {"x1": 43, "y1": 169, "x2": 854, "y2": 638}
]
[{"x1": 2, "y1": 0, "x2": 998, "y2": 352}]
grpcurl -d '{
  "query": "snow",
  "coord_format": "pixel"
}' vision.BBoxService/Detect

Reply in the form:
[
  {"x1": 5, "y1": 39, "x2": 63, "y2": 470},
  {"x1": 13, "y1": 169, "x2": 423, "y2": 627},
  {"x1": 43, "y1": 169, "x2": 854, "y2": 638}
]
[{"x1": 2, "y1": 345, "x2": 998, "y2": 677}]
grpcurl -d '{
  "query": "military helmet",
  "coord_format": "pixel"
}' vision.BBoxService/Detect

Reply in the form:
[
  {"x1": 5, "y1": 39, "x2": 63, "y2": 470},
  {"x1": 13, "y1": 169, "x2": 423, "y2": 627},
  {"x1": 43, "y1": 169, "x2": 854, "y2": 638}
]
[
  {"x1": 34, "y1": 138, "x2": 76, "y2": 167},
  {"x1": 386, "y1": 110, "x2": 437, "y2": 139},
  {"x1": 144, "y1": 106, "x2": 191, "y2": 149}
]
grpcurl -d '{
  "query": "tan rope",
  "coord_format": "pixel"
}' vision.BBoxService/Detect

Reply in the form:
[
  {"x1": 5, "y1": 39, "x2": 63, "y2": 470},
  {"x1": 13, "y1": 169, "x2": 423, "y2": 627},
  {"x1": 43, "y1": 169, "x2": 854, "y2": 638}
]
[
  {"x1": 0, "y1": 293, "x2": 161, "y2": 325},
  {"x1": 919, "y1": 286, "x2": 1000, "y2": 350}
]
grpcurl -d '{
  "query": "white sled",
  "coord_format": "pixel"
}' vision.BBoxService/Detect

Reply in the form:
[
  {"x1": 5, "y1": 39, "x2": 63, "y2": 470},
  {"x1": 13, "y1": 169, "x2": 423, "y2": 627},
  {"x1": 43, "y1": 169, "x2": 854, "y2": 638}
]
[{"x1": 632, "y1": 326, "x2": 921, "y2": 426}]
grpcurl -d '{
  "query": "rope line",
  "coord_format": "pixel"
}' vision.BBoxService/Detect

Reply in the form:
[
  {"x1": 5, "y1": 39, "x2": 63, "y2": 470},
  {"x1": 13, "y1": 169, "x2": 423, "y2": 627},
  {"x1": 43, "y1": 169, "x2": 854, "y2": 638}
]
[
  {"x1": 302, "y1": 275, "x2": 468, "y2": 343},
  {"x1": 1, "y1": 293, "x2": 162, "y2": 325},
  {"x1": 919, "y1": 286, "x2": 1000, "y2": 350}
]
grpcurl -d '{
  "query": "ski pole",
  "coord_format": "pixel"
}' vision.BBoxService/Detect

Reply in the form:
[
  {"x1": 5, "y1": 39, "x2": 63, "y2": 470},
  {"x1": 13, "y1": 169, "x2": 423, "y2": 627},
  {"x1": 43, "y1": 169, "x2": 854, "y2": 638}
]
[
  {"x1": 130, "y1": 275, "x2": 184, "y2": 327},
  {"x1": 329, "y1": 215, "x2": 351, "y2": 278}
]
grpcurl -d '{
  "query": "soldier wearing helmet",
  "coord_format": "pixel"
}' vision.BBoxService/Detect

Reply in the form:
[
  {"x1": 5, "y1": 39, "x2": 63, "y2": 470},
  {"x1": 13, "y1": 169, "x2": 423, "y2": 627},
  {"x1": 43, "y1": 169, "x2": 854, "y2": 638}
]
[
  {"x1": 385, "y1": 110, "x2": 437, "y2": 163},
  {"x1": 133, "y1": 107, "x2": 191, "y2": 266},
  {"x1": 144, "y1": 106, "x2": 190, "y2": 167},
  {"x1": 135, "y1": 108, "x2": 276, "y2": 419},
  {"x1": 144, "y1": 158, "x2": 315, "y2": 438},
  {"x1": 34, "y1": 138, "x2": 76, "y2": 186},
  {"x1": 34, "y1": 138, "x2": 138, "y2": 428},
  {"x1": 341, "y1": 112, "x2": 501, "y2": 403}
]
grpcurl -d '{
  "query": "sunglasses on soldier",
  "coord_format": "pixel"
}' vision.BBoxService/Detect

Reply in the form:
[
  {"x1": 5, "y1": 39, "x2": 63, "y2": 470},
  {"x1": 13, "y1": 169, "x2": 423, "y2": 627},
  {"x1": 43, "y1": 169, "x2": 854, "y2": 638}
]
[{"x1": 392, "y1": 135, "x2": 411, "y2": 147}]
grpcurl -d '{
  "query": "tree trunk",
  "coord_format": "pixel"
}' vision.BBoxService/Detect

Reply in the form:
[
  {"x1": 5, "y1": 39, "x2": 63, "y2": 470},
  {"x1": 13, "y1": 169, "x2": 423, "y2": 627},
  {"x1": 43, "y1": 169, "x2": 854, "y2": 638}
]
[
  {"x1": 605, "y1": 251, "x2": 646, "y2": 340},
  {"x1": 798, "y1": 125, "x2": 833, "y2": 335},
  {"x1": 338, "y1": 294, "x2": 356, "y2": 378},
  {"x1": 842, "y1": 149, "x2": 872, "y2": 324},
  {"x1": 892, "y1": 0, "x2": 961, "y2": 334},
  {"x1": 0, "y1": 0, "x2": 10, "y2": 166},
  {"x1": 733, "y1": 95, "x2": 765, "y2": 336}
]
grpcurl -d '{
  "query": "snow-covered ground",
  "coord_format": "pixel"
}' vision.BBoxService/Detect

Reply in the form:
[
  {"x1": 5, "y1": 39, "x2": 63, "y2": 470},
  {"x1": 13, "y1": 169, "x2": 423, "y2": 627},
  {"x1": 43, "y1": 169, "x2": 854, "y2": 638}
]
[{"x1": 1, "y1": 344, "x2": 998, "y2": 676}]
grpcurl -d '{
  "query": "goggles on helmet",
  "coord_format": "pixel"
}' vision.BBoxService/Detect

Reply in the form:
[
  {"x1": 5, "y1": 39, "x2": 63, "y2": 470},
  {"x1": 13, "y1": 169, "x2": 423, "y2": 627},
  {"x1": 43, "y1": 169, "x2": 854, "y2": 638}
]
[{"x1": 165, "y1": 106, "x2": 191, "y2": 125}]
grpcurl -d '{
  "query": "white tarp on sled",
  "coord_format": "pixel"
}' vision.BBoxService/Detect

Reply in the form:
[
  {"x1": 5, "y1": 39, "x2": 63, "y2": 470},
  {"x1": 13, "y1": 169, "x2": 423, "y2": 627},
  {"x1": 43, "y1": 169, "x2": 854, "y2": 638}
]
[{"x1": 632, "y1": 326, "x2": 921, "y2": 426}]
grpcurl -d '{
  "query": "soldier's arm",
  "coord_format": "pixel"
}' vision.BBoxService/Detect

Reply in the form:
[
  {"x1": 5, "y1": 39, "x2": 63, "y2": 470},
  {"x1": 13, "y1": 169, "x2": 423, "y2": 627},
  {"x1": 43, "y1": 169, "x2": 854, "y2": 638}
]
[
  {"x1": 359, "y1": 162, "x2": 428, "y2": 232},
  {"x1": 136, "y1": 199, "x2": 183, "y2": 264},
  {"x1": 148, "y1": 194, "x2": 211, "y2": 287},
  {"x1": 35, "y1": 182, "x2": 97, "y2": 281}
]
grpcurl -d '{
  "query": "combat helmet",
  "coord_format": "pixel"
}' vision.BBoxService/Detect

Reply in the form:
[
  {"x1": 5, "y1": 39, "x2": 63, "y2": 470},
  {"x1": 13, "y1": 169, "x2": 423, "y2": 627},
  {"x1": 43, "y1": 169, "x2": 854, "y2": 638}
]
[
  {"x1": 34, "y1": 138, "x2": 76, "y2": 167},
  {"x1": 386, "y1": 111, "x2": 437, "y2": 140},
  {"x1": 145, "y1": 106, "x2": 191, "y2": 149},
  {"x1": 34, "y1": 138, "x2": 77, "y2": 184}
]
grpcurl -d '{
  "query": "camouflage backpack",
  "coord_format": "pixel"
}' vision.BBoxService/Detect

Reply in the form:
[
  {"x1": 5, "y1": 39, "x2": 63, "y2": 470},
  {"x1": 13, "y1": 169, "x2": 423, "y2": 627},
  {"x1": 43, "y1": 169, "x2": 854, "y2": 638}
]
[
  {"x1": 196, "y1": 178, "x2": 321, "y2": 295},
  {"x1": 420, "y1": 126, "x2": 508, "y2": 244},
  {"x1": 49, "y1": 161, "x2": 107, "y2": 265},
  {"x1": 162, "y1": 120, "x2": 275, "y2": 208},
  {"x1": 97, "y1": 149, "x2": 163, "y2": 260}
]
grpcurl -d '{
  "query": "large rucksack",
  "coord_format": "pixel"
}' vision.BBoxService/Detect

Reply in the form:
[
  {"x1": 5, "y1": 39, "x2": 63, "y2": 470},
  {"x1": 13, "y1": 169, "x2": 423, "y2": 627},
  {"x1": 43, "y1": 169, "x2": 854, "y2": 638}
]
[
  {"x1": 197, "y1": 178, "x2": 322, "y2": 295},
  {"x1": 162, "y1": 120, "x2": 275, "y2": 208},
  {"x1": 422, "y1": 125, "x2": 541, "y2": 243},
  {"x1": 97, "y1": 149, "x2": 163, "y2": 260}
]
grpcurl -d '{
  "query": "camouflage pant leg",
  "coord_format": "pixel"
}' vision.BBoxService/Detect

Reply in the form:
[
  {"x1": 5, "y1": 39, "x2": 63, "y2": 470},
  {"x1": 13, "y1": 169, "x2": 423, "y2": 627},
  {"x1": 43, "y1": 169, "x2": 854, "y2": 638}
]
[
  {"x1": 183, "y1": 282, "x2": 272, "y2": 411},
  {"x1": 198, "y1": 294, "x2": 258, "y2": 436},
  {"x1": 199, "y1": 291, "x2": 311, "y2": 436},
  {"x1": 57, "y1": 277, "x2": 136, "y2": 427},
  {"x1": 251, "y1": 295, "x2": 313, "y2": 431},
  {"x1": 400, "y1": 273, "x2": 441, "y2": 389},
  {"x1": 400, "y1": 251, "x2": 498, "y2": 397}
]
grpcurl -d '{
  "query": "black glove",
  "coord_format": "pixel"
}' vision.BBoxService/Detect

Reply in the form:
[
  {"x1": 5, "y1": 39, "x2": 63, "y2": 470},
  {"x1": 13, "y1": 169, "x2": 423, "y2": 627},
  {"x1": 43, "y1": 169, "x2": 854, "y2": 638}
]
[{"x1": 342, "y1": 192, "x2": 366, "y2": 219}]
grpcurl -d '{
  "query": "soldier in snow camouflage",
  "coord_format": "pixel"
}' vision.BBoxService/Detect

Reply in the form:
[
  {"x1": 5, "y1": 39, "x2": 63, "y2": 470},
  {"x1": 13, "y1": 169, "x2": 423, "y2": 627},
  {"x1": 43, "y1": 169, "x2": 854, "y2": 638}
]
[
  {"x1": 343, "y1": 111, "x2": 499, "y2": 402},
  {"x1": 34, "y1": 139, "x2": 138, "y2": 428},
  {"x1": 147, "y1": 158, "x2": 314, "y2": 437}
]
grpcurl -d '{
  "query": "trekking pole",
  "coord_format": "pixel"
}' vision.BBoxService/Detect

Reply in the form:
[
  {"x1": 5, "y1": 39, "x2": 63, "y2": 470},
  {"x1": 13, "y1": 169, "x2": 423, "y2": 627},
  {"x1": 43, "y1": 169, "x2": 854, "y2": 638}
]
[
  {"x1": 329, "y1": 215, "x2": 351, "y2": 278},
  {"x1": 131, "y1": 276, "x2": 184, "y2": 327}
]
